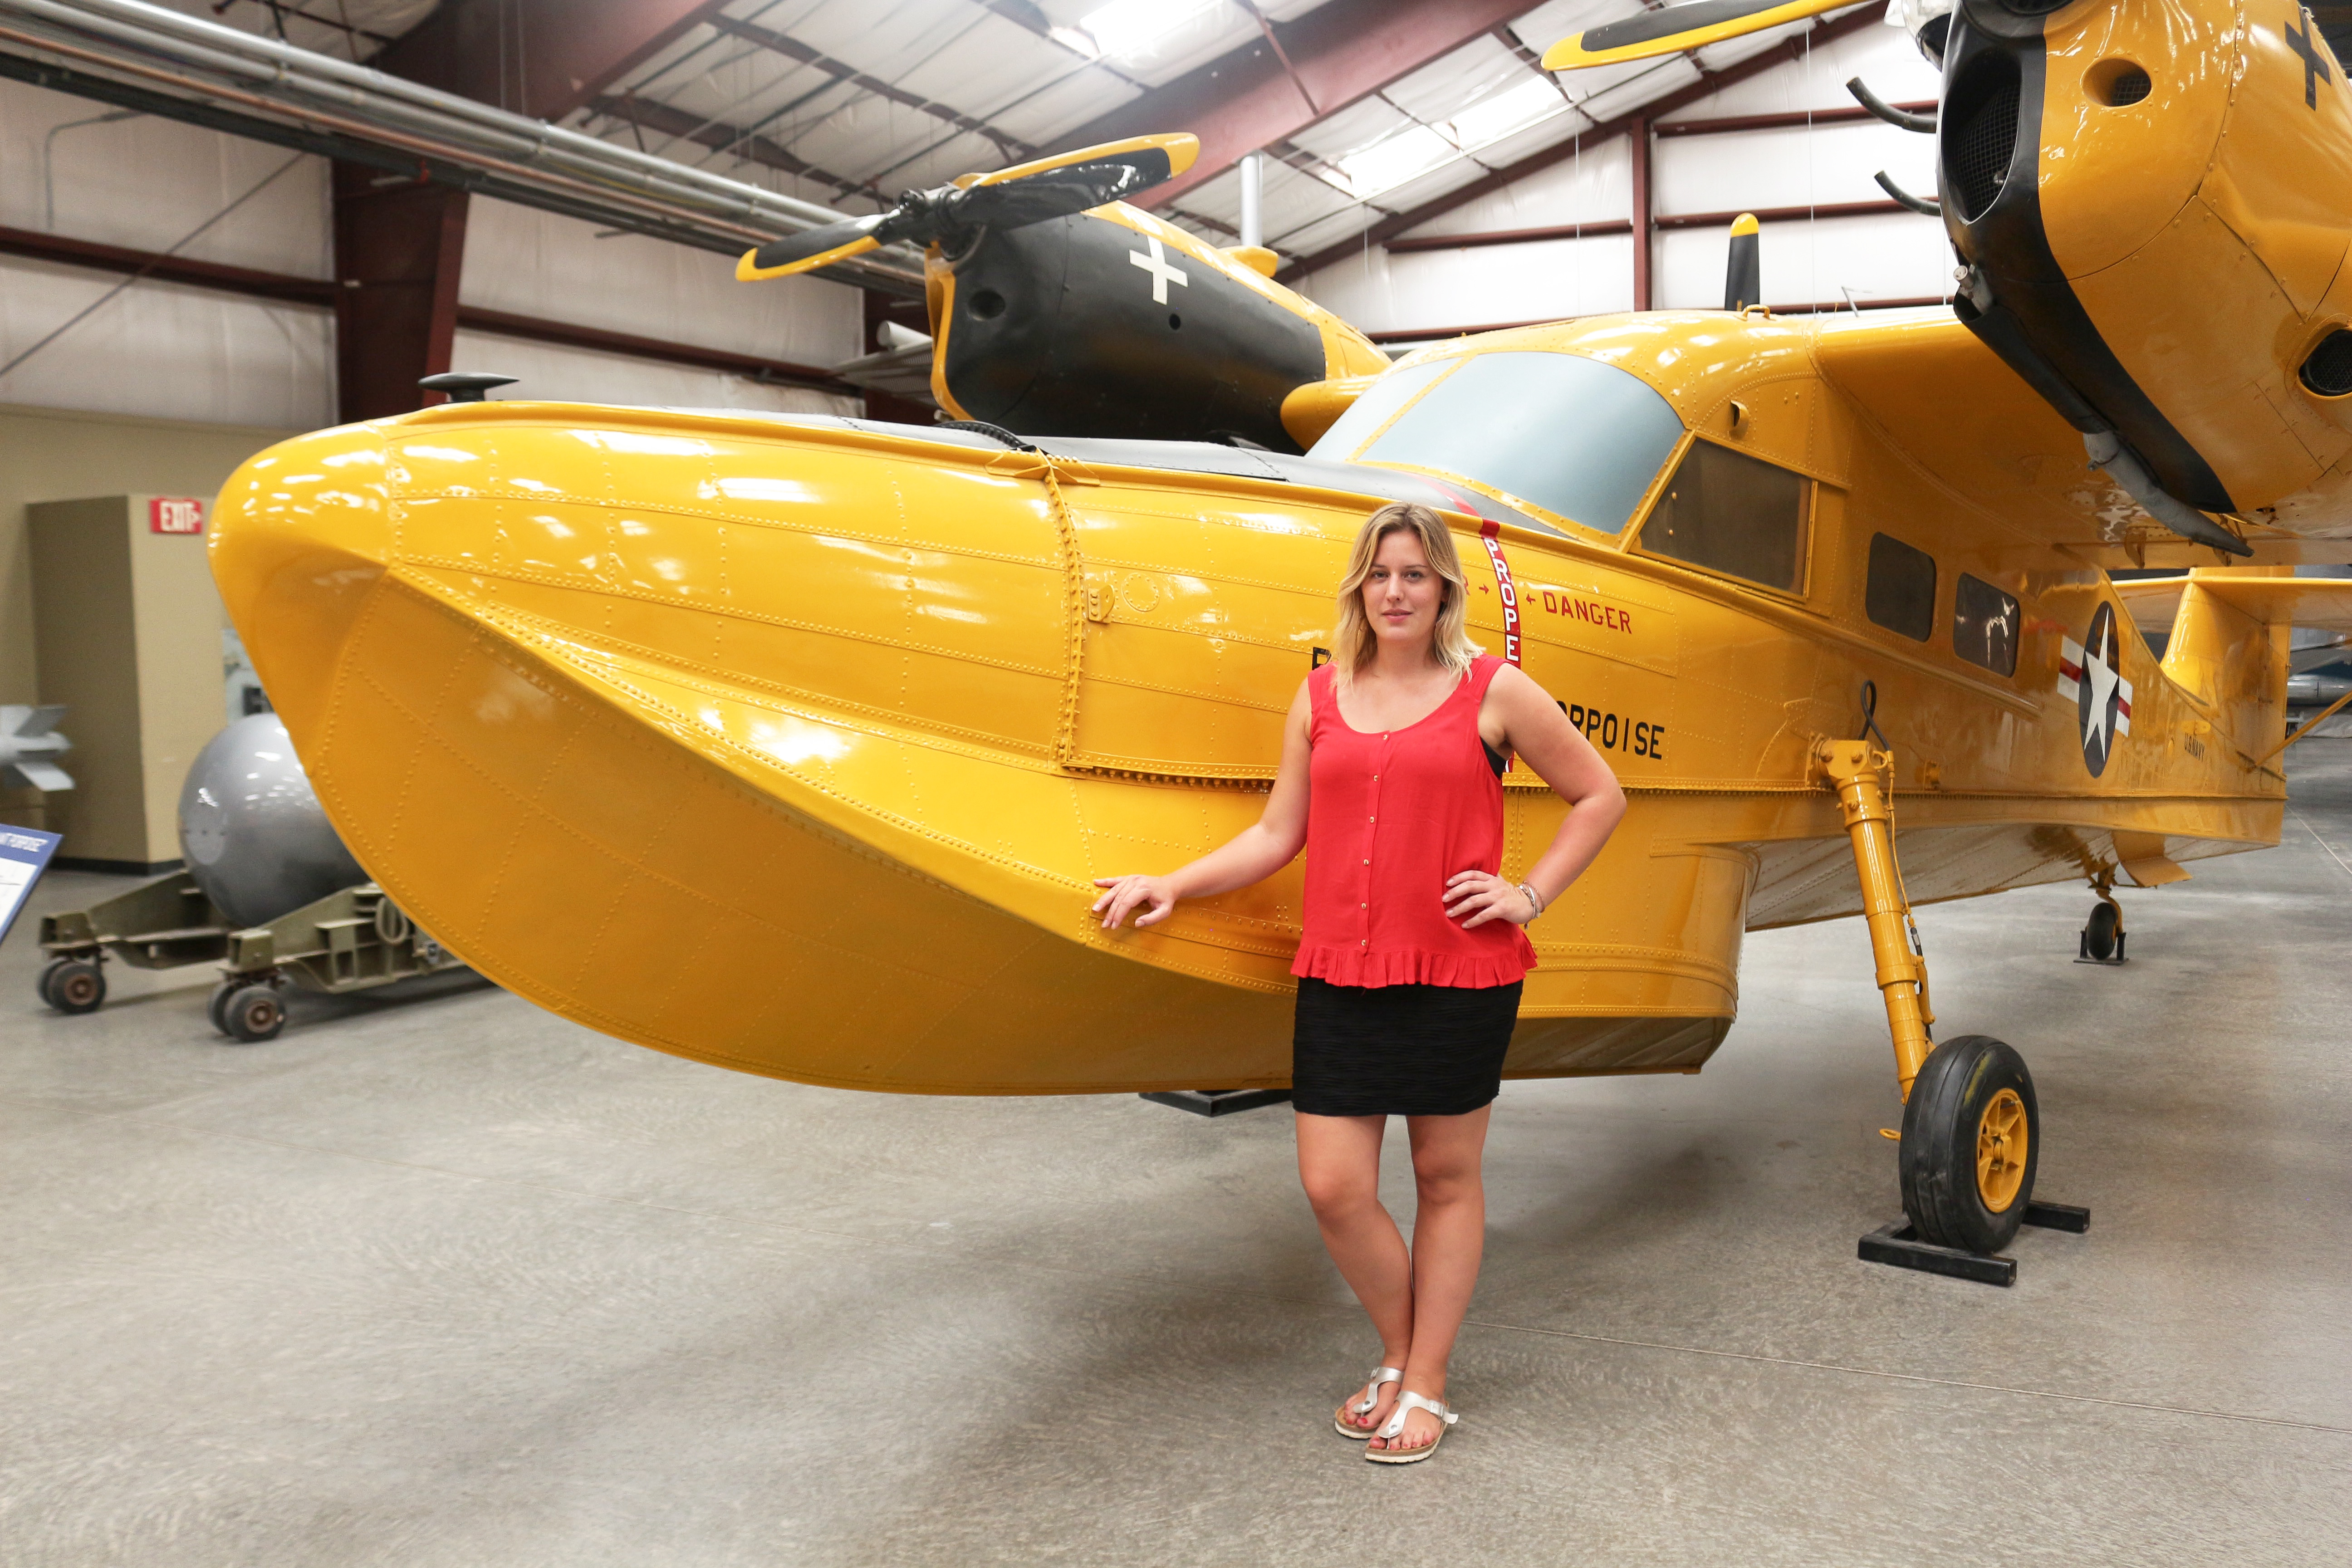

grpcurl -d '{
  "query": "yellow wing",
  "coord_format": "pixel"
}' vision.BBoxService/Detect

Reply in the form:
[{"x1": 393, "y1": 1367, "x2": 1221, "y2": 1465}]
[
  {"x1": 1543, "y1": 0, "x2": 1857, "y2": 70},
  {"x1": 2115, "y1": 573, "x2": 2352, "y2": 635}
]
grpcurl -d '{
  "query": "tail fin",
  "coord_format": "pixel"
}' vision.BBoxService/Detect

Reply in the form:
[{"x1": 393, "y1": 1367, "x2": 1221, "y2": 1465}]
[{"x1": 2115, "y1": 568, "x2": 2352, "y2": 761}]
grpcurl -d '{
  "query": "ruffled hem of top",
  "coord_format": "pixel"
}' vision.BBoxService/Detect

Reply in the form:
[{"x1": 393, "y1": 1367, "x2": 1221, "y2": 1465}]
[{"x1": 1290, "y1": 943, "x2": 1530, "y2": 989}]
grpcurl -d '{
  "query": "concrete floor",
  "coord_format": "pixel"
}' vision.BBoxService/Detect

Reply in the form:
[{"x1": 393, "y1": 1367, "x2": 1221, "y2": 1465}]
[{"x1": 5, "y1": 757, "x2": 2352, "y2": 1568}]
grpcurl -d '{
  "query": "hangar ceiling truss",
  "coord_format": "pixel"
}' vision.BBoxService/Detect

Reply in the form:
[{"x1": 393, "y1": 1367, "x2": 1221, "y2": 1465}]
[{"x1": 0, "y1": 0, "x2": 1942, "y2": 410}]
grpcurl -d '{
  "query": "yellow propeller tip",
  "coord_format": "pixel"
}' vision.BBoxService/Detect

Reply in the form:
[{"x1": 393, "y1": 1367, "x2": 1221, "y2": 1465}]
[{"x1": 1731, "y1": 213, "x2": 1760, "y2": 237}]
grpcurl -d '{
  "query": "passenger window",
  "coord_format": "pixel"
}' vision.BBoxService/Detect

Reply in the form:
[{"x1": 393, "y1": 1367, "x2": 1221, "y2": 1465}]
[
  {"x1": 1953, "y1": 572, "x2": 2020, "y2": 675},
  {"x1": 1636, "y1": 439, "x2": 1810, "y2": 592},
  {"x1": 1865, "y1": 533, "x2": 1936, "y2": 641}
]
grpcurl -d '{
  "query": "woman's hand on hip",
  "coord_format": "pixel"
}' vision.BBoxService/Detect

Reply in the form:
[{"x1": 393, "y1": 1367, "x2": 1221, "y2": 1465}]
[
  {"x1": 1093, "y1": 874, "x2": 1178, "y2": 929},
  {"x1": 1444, "y1": 869, "x2": 1535, "y2": 928}
]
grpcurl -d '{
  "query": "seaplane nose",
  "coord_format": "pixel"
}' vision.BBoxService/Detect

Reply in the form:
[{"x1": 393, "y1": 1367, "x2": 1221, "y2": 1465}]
[
  {"x1": 210, "y1": 420, "x2": 396, "y2": 732},
  {"x1": 206, "y1": 405, "x2": 1147, "y2": 1091}
]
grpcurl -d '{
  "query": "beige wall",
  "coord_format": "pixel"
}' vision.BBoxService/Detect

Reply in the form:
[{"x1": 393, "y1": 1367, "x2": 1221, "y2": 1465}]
[
  {"x1": 0, "y1": 402, "x2": 299, "y2": 709},
  {"x1": 0, "y1": 405, "x2": 297, "y2": 853},
  {"x1": 24, "y1": 496, "x2": 234, "y2": 866}
]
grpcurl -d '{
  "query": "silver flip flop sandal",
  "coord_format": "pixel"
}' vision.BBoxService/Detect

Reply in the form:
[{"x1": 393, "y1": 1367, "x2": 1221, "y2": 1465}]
[
  {"x1": 1364, "y1": 1390, "x2": 1458, "y2": 1463},
  {"x1": 1333, "y1": 1365, "x2": 1403, "y2": 1439}
]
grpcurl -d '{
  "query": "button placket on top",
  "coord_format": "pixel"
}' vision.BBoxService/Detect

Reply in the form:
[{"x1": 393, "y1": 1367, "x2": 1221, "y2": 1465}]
[{"x1": 1358, "y1": 732, "x2": 1389, "y2": 948}]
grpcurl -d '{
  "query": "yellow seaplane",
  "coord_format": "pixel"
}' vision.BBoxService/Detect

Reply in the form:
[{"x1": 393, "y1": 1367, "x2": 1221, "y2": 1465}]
[{"x1": 211, "y1": 0, "x2": 2352, "y2": 1275}]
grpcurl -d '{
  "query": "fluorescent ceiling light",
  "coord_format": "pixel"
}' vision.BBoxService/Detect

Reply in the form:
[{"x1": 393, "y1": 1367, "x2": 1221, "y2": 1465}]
[
  {"x1": 1077, "y1": 0, "x2": 1224, "y2": 64},
  {"x1": 1332, "y1": 78, "x2": 1571, "y2": 201}
]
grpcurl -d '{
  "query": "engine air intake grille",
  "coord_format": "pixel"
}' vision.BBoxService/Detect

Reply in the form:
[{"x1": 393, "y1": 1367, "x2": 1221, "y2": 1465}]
[
  {"x1": 2302, "y1": 330, "x2": 2352, "y2": 397},
  {"x1": 1945, "y1": 54, "x2": 2023, "y2": 223}
]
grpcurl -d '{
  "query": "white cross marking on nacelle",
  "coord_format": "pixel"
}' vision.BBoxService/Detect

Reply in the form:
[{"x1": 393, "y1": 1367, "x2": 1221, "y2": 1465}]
[{"x1": 1128, "y1": 235, "x2": 1189, "y2": 305}]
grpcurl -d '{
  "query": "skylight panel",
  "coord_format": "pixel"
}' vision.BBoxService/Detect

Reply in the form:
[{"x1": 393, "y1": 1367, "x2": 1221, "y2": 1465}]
[
  {"x1": 1446, "y1": 75, "x2": 1571, "y2": 150},
  {"x1": 1069, "y1": 0, "x2": 1227, "y2": 65},
  {"x1": 1326, "y1": 76, "x2": 1573, "y2": 201},
  {"x1": 1333, "y1": 125, "x2": 1460, "y2": 202}
]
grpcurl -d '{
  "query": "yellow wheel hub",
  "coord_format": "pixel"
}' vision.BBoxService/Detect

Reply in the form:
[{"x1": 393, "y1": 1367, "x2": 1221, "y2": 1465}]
[{"x1": 1975, "y1": 1088, "x2": 2029, "y2": 1212}]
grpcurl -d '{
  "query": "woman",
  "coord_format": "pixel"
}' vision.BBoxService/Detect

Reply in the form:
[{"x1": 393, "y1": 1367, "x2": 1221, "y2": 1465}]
[{"x1": 1092, "y1": 502, "x2": 1626, "y2": 1463}]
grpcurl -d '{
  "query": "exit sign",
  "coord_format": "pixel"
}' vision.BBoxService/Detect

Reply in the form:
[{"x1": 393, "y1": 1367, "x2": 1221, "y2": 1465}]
[{"x1": 150, "y1": 497, "x2": 205, "y2": 535}]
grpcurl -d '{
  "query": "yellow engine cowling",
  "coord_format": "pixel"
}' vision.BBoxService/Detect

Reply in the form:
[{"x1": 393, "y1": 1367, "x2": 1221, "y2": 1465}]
[{"x1": 1945, "y1": 0, "x2": 2352, "y2": 534}]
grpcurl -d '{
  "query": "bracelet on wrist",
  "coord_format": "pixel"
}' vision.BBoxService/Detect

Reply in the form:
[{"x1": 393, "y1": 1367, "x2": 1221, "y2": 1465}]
[{"x1": 1518, "y1": 881, "x2": 1546, "y2": 921}]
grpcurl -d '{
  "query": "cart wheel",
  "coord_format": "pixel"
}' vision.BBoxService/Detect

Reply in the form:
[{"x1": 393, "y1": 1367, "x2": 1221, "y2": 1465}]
[
  {"x1": 207, "y1": 979, "x2": 245, "y2": 1037},
  {"x1": 219, "y1": 984, "x2": 284, "y2": 1044},
  {"x1": 1899, "y1": 1034, "x2": 2039, "y2": 1254},
  {"x1": 2082, "y1": 901, "x2": 2121, "y2": 960},
  {"x1": 39, "y1": 956, "x2": 106, "y2": 1014}
]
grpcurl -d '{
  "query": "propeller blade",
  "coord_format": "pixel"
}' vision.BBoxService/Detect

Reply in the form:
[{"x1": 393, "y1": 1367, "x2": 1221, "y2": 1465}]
[
  {"x1": 735, "y1": 216, "x2": 889, "y2": 281},
  {"x1": 948, "y1": 132, "x2": 1201, "y2": 231},
  {"x1": 963, "y1": 132, "x2": 1198, "y2": 191},
  {"x1": 1724, "y1": 213, "x2": 1760, "y2": 313},
  {"x1": 1543, "y1": 0, "x2": 1854, "y2": 70},
  {"x1": 737, "y1": 133, "x2": 1200, "y2": 281}
]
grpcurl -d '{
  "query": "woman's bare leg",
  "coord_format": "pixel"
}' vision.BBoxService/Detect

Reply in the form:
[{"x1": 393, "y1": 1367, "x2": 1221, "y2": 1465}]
[
  {"x1": 1368, "y1": 1104, "x2": 1491, "y2": 1453},
  {"x1": 1295, "y1": 1112, "x2": 1411, "y2": 1432}
]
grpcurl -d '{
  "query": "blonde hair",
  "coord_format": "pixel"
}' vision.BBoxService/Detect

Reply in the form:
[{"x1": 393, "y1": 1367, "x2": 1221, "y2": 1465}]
[{"x1": 1331, "y1": 502, "x2": 1483, "y2": 686}]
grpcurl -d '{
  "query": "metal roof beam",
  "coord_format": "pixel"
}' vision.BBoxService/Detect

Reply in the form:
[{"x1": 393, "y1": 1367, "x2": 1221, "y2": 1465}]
[
  {"x1": 371, "y1": 0, "x2": 734, "y2": 123},
  {"x1": 1277, "y1": 2, "x2": 1891, "y2": 281},
  {"x1": 1046, "y1": 0, "x2": 1540, "y2": 209}
]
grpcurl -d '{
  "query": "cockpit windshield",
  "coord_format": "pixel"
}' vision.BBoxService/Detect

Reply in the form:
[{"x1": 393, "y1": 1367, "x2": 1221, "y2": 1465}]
[{"x1": 1307, "y1": 350, "x2": 1686, "y2": 535}]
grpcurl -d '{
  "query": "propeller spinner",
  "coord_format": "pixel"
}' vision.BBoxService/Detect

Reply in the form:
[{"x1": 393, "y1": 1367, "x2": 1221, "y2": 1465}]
[{"x1": 736, "y1": 133, "x2": 1200, "y2": 281}]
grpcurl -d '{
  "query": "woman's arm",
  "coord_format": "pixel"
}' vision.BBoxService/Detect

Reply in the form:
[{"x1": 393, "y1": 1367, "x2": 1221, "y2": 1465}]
[
  {"x1": 1446, "y1": 662, "x2": 1628, "y2": 930},
  {"x1": 1093, "y1": 677, "x2": 1316, "y2": 929}
]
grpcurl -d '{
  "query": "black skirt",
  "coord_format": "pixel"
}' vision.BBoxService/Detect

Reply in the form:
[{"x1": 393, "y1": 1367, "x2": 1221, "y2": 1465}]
[{"x1": 1291, "y1": 975, "x2": 1523, "y2": 1117}]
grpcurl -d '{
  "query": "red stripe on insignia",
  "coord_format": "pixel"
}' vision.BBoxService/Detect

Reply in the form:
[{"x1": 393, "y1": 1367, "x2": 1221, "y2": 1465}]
[
  {"x1": 2060, "y1": 660, "x2": 2082, "y2": 680},
  {"x1": 2116, "y1": 698, "x2": 2131, "y2": 717}
]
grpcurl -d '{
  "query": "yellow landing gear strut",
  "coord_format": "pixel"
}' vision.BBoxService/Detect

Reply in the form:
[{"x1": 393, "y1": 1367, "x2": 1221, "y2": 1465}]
[{"x1": 1815, "y1": 711, "x2": 2089, "y2": 1286}]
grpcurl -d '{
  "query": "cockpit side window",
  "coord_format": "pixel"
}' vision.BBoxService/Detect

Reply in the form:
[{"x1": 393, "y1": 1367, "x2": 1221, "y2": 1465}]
[
  {"x1": 1953, "y1": 572, "x2": 2020, "y2": 674},
  {"x1": 1305, "y1": 357, "x2": 1455, "y2": 456},
  {"x1": 1637, "y1": 438, "x2": 1812, "y2": 593},
  {"x1": 1864, "y1": 533, "x2": 1937, "y2": 640},
  {"x1": 1313, "y1": 350, "x2": 1686, "y2": 535}
]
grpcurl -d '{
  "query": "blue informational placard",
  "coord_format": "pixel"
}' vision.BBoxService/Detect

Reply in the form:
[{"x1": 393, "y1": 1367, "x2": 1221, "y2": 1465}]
[{"x1": 0, "y1": 826, "x2": 63, "y2": 949}]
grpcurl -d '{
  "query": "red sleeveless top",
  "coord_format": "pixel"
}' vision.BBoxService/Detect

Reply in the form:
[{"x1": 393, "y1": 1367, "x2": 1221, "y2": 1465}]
[{"x1": 1292, "y1": 655, "x2": 1535, "y2": 989}]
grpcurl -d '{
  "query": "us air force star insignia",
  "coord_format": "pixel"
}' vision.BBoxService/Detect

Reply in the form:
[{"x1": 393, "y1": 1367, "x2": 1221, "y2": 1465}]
[
  {"x1": 1127, "y1": 235, "x2": 1189, "y2": 305},
  {"x1": 2055, "y1": 602, "x2": 2133, "y2": 777}
]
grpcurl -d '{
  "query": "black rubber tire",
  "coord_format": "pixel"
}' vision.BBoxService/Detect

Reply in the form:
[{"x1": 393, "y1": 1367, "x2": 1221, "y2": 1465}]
[
  {"x1": 40, "y1": 956, "x2": 106, "y2": 1014},
  {"x1": 207, "y1": 979, "x2": 244, "y2": 1037},
  {"x1": 1899, "y1": 1034, "x2": 2039, "y2": 1254},
  {"x1": 220, "y1": 984, "x2": 284, "y2": 1044},
  {"x1": 2083, "y1": 901, "x2": 2120, "y2": 960}
]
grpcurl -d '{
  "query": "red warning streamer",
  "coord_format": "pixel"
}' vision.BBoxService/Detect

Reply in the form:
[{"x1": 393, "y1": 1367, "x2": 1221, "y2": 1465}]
[{"x1": 1478, "y1": 519, "x2": 1521, "y2": 667}]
